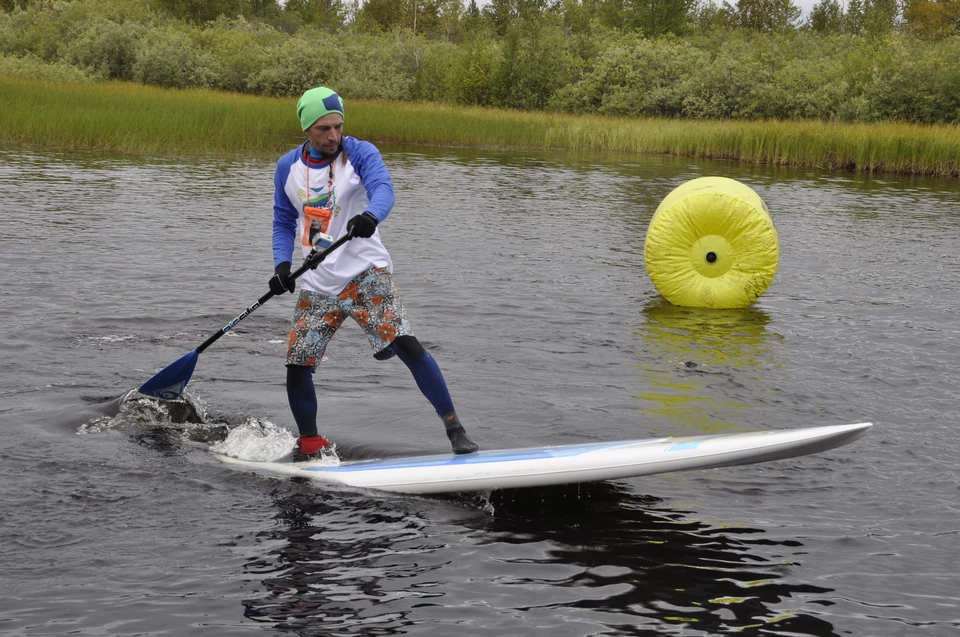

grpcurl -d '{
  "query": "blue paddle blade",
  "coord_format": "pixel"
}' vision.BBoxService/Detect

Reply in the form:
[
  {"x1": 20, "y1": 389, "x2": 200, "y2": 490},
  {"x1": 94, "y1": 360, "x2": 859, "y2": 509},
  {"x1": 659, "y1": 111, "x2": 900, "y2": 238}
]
[{"x1": 138, "y1": 350, "x2": 199, "y2": 400}]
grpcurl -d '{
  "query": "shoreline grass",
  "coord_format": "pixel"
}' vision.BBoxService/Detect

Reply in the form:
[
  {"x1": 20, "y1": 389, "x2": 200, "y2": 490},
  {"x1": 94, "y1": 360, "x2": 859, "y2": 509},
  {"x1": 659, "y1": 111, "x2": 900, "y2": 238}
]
[{"x1": 2, "y1": 77, "x2": 958, "y2": 177}]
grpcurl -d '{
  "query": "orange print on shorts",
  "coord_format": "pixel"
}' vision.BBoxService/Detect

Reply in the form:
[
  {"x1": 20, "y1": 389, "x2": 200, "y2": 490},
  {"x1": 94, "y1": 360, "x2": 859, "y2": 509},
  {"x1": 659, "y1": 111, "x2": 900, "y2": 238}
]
[
  {"x1": 339, "y1": 283, "x2": 358, "y2": 301},
  {"x1": 377, "y1": 324, "x2": 396, "y2": 342},
  {"x1": 323, "y1": 309, "x2": 345, "y2": 327}
]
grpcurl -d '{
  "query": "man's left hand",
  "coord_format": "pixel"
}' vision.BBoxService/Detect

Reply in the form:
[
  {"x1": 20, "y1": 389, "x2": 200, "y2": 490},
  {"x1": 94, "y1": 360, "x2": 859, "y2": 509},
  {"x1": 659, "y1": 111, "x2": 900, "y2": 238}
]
[{"x1": 347, "y1": 211, "x2": 378, "y2": 238}]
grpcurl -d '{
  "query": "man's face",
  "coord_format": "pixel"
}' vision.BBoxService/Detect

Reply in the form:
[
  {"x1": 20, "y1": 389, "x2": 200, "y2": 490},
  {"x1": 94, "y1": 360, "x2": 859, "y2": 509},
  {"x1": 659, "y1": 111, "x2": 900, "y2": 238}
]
[{"x1": 305, "y1": 113, "x2": 344, "y2": 157}]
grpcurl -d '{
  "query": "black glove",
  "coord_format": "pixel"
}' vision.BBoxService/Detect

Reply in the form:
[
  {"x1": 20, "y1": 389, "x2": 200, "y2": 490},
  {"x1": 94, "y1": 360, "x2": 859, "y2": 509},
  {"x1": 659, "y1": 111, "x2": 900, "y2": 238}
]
[
  {"x1": 346, "y1": 211, "x2": 378, "y2": 238},
  {"x1": 269, "y1": 262, "x2": 296, "y2": 295}
]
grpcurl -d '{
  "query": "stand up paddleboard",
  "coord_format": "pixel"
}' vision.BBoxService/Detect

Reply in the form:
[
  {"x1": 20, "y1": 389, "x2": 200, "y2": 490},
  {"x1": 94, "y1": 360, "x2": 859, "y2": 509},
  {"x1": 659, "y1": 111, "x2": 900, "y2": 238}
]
[{"x1": 216, "y1": 422, "x2": 872, "y2": 495}]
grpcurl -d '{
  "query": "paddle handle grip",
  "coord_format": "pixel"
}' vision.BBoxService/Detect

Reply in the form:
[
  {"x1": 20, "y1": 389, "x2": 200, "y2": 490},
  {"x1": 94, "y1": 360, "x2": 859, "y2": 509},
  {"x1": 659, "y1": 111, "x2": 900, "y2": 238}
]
[
  {"x1": 289, "y1": 232, "x2": 353, "y2": 281},
  {"x1": 195, "y1": 232, "x2": 353, "y2": 354}
]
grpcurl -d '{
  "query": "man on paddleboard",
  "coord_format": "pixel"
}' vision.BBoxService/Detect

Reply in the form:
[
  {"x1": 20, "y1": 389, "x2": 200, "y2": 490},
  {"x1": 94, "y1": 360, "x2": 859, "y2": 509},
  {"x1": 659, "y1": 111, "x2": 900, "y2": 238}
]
[{"x1": 269, "y1": 86, "x2": 479, "y2": 459}]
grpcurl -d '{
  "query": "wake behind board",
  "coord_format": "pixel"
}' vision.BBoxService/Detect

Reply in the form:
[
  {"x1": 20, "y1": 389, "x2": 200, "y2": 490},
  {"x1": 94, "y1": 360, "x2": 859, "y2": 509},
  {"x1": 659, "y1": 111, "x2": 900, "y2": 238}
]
[{"x1": 217, "y1": 422, "x2": 872, "y2": 495}]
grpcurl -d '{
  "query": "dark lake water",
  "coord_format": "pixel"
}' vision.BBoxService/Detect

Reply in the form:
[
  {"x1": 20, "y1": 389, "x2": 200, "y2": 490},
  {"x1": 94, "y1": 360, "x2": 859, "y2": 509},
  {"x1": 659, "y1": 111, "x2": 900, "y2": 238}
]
[{"x1": 1, "y1": 144, "x2": 958, "y2": 636}]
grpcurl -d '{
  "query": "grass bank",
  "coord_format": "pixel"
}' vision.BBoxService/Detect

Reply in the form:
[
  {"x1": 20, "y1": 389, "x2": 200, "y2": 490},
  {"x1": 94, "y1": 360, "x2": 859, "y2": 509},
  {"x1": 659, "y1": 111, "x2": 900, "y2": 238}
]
[{"x1": 3, "y1": 77, "x2": 958, "y2": 177}]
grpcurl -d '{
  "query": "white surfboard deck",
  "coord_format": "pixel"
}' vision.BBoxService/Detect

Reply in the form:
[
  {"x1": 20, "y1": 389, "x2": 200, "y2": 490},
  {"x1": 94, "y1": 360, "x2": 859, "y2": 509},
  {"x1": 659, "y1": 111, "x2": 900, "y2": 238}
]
[{"x1": 216, "y1": 422, "x2": 872, "y2": 495}]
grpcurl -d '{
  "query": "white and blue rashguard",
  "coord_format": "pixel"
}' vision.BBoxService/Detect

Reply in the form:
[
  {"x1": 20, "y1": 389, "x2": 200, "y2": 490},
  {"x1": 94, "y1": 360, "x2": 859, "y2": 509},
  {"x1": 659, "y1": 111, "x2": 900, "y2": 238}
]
[{"x1": 272, "y1": 135, "x2": 395, "y2": 296}]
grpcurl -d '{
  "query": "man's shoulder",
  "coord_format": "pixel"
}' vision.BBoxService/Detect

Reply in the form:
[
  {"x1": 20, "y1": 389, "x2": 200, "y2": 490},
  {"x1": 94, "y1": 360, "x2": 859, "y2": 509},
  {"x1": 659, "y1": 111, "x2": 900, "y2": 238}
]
[{"x1": 342, "y1": 135, "x2": 382, "y2": 159}]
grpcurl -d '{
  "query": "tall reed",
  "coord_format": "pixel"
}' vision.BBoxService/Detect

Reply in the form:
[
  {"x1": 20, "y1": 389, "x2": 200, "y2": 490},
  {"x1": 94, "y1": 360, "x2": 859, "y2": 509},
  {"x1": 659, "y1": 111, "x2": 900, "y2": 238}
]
[
  {"x1": 3, "y1": 77, "x2": 958, "y2": 176},
  {"x1": 1, "y1": 78, "x2": 299, "y2": 156}
]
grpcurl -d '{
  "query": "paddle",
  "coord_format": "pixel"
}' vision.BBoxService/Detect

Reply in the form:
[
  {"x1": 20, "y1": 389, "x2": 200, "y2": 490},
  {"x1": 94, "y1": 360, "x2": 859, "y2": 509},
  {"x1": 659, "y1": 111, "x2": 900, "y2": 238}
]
[{"x1": 137, "y1": 232, "x2": 354, "y2": 400}]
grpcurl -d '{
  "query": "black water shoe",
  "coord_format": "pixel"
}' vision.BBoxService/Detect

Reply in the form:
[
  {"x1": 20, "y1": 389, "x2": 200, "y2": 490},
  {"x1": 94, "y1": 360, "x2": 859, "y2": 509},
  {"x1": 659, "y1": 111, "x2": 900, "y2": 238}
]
[{"x1": 444, "y1": 413, "x2": 479, "y2": 454}]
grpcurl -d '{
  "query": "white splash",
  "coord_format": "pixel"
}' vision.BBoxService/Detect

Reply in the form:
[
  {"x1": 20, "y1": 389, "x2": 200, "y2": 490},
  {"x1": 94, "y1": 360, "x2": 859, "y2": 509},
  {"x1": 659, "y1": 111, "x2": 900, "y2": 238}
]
[
  {"x1": 77, "y1": 391, "x2": 207, "y2": 434},
  {"x1": 211, "y1": 418, "x2": 339, "y2": 465}
]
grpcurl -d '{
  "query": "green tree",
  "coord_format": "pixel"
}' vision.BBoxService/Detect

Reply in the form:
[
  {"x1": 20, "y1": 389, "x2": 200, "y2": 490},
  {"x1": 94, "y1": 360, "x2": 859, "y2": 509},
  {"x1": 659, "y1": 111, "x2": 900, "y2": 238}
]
[
  {"x1": 151, "y1": 0, "x2": 281, "y2": 24},
  {"x1": 461, "y1": 0, "x2": 484, "y2": 32},
  {"x1": 846, "y1": 0, "x2": 865, "y2": 31},
  {"x1": 599, "y1": 0, "x2": 699, "y2": 36},
  {"x1": 436, "y1": 0, "x2": 465, "y2": 39},
  {"x1": 903, "y1": 0, "x2": 960, "y2": 39},
  {"x1": 358, "y1": 0, "x2": 404, "y2": 30},
  {"x1": 690, "y1": 0, "x2": 725, "y2": 31},
  {"x1": 1, "y1": 0, "x2": 28, "y2": 12},
  {"x1": 862, "y1": 0, "x2": 901, "y2": 35},
  {"x1": 808, "y1": 0, "x2": 844, "y2": 33},
  {"x1": 446, "y1": 38, "x2": 502, "y2": 104},
  {"x1": 484, "y1": 0, "x2": 548, "y2": 34},
  {"x1": 555, "y1": 0, "x2": 609, "y2": 61},
  {"x1": 491, "y1": 20, "x2": 579, "y2": 108},
  {"x1": 357, "y1": 0, "x2": 443, "y2": 35},
  {"x1": 725, "y1": 0, "x2": 801, "y2": 31},
  {"x1": 283, "y1": 0, "x2": 345, "y2": 30}
]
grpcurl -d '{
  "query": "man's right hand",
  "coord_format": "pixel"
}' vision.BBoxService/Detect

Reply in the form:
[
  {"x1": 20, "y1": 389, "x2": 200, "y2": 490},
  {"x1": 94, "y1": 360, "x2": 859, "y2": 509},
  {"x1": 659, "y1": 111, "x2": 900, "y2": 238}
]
[{"x1": 269, "y1": 262, "x2": 296, "y2": 295}]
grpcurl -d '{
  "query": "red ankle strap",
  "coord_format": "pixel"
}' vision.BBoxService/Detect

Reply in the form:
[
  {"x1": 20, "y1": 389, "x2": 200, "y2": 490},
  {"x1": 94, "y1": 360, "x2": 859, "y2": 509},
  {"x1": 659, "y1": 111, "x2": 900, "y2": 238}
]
[{"x1": 298, "y1": 435, "x2": 330, "y2": 454}]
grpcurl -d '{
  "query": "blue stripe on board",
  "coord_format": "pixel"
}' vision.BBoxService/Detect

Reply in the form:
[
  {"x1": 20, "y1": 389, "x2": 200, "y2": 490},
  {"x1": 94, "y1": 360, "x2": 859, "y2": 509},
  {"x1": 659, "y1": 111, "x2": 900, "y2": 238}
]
[
  {"x1": 665, "y1": 440, "x2": 705, "y2": 451},
  {"x1": 303, "y1": 439, "x2": 654, "y2": 473}
]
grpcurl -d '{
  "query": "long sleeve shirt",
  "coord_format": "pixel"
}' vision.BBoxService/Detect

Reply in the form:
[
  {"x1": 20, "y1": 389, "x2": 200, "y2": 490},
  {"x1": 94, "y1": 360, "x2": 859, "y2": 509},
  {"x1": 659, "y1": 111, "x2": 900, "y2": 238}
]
[{"x1": 272, "y1": 136, "x2": 395, "y2": 295}]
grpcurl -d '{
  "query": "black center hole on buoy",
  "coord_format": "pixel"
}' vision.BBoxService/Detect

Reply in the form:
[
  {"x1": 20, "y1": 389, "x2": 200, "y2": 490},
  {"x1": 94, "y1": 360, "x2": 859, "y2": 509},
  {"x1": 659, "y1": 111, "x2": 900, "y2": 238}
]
[{"x1": 705, "y1": 251, "x2": 718, "y2": 264}]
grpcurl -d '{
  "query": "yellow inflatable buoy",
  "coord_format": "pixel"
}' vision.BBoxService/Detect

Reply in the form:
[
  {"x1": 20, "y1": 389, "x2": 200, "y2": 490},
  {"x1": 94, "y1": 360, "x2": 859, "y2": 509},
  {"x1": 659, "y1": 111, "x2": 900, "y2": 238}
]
[{"x1": 644, "y1": 177, "x2": 779, "y2": 309}]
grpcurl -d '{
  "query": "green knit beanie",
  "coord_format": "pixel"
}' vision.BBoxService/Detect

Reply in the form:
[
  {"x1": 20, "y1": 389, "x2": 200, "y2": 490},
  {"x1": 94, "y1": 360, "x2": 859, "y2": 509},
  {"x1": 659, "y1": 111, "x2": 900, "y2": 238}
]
[{"x1": 296, "y1": 87, "x2": 345, "y2": 131}]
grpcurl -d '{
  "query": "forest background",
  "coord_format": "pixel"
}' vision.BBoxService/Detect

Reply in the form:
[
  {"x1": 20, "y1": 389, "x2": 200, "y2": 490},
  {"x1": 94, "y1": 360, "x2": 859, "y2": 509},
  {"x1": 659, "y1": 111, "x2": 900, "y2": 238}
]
[{"x1": 2, "y1": 0, "x2": 959, "y2": 125}]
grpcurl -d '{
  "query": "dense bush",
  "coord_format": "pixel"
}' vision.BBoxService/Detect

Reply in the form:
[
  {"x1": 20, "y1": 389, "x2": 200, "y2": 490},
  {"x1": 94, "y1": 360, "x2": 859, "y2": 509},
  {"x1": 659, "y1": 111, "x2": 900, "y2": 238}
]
[
  {"x1": 320, "y1": 34, "x2": 417, "y2": 101},
  {"x1": 197, "y1": 16, "x2": 284, "y2": 92},
  {"x1": 0, "y1": 1, "x2": 76, "y2": 60},
  {"x1": 0, "y1": 52, "x2": 91, "y2": 82},
  {"x1": 245, "y1": 34, "x2": 330, "y2": 97},
  {"x1": 443, "y1": 38, "x2": 503, "y2": 106},
  {"x1": 547, "y1": 31, "x2": 960, "y2": 122},
  {"x1": 61, "y1": 16, "x2": 145, "y2": 80},
  {"x1": 492, "y1": 21, "x2": 582, "y2": 110},
  {"x1": 132, "y1": 23, "x2": 218, "y2": 88},
  {"x1": 858, "y1": 36, "x2": 960, "y2": 123},
  {"x1": 410, "y1": 39, "x2": 459, "y2": 102}
]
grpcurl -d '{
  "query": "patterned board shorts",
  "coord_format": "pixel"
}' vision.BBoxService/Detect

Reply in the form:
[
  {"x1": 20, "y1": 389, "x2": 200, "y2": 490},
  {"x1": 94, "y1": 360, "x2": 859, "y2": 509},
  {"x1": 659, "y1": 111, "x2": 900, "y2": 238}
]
[{"x1": 286, "y1": 267, "x2": 414, "y2": 367}]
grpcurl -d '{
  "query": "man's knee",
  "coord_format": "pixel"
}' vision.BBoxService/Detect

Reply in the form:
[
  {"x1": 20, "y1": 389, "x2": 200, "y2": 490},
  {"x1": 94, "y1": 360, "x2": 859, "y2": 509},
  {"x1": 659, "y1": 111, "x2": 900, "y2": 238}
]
[
  {"x1": 391, "y1": 335, "x2": 425, "y2": 359},
  {"x1": 286, "y1": 364, "x2": 315, "y2": 386}
]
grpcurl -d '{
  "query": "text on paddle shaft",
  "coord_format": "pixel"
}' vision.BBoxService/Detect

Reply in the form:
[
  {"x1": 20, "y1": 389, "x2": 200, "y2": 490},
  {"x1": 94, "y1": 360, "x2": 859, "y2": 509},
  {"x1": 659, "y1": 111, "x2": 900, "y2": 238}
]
[{"x1": 222, "y1": 301, "x2": 262, "y2": 333}]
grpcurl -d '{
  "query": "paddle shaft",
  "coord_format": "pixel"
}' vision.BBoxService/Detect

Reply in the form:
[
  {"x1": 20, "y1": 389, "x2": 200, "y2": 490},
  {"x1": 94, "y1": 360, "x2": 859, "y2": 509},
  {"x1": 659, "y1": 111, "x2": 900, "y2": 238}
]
[{"x1": 195, "y1": 233, "x2": 352, "y2": 354}]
